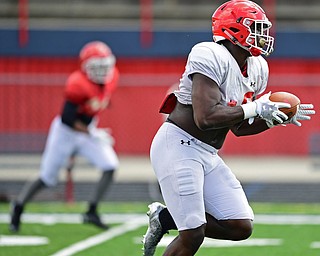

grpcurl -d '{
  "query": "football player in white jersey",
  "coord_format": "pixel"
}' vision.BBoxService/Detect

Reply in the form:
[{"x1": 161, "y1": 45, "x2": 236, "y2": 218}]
[{"x1": 142, "y1": 1, "x2": 315, "y2": 255}]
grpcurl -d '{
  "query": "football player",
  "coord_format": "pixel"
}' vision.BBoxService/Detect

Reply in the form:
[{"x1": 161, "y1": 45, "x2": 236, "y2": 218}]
[
  {"x1": 142, "y1": 1, "x2": 315, "y2": 255},
  {"x1": 10, "y1": 41, "x2": 119, "y2": 232}
]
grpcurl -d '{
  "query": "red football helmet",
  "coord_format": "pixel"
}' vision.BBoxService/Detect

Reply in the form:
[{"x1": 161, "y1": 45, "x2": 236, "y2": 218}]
[
  {"x1": 79, "y1": 41, "x2": 116, "y2": 84},
  {"x1": 212, "y1": 0, "x2": 274, "y2": 56}
]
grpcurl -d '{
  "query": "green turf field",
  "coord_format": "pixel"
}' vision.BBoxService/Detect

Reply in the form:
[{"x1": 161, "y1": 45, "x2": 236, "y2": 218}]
[{"x1": 1, "y1": 202, "x2": 320, "y2": 256}]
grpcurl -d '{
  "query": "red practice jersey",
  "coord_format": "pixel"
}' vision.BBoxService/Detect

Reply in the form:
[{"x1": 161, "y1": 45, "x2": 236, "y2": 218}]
[{"x1": 64, "y1": 67, "x2": 119, "y2": 117}]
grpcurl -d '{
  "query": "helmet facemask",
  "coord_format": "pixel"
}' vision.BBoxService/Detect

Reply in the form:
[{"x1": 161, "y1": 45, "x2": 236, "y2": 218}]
[
  {"x1": 82, "y1": 56, "x2": 115, "y2": 84},
  {"x1": 244, "y1": 18, "x2": 274, "y2": 56}
]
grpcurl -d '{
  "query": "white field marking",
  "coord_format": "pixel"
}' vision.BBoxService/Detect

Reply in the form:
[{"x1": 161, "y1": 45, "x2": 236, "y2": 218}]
[
  {"x1": 0, "y1": 235, "x2": 49, "y2": 246},
  {"x1": 0, "y1": 213, "x2": 145, "y2": 225},
  {"x1": 310, "y1": 241, "x2": 320, "y2": 248},
  {"x1": 1, "y1": 213, "x2": 320, "y2": 225},
  {"x1": 1, "y1": 213, "x2": 319, "y2": 251},
  {"x1": 254, "y1": 214, "x2": 320, "y2": 225},
  {"x1": 163, "y1": 237, "x2": 282, "y2": 247},
  {"x1": 134, "y1": 236, "x2": 282, "y2": 248},
  {"x1": 49, "y1": 215, "x2": 146, "y2": 256}
]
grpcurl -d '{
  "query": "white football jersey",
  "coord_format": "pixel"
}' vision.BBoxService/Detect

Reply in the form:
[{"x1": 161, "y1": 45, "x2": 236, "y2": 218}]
[{"x1": 175, "y1": 42, "x2": 269, "y2": 107}]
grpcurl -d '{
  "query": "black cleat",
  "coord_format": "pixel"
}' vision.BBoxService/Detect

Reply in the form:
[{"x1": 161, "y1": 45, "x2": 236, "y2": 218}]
[
  {"x1": 83, "y1": 212, "x2": 109, "y2": 230},
  {"x1": 9, "y1": 202, "x2": 23, "y2": 233}
]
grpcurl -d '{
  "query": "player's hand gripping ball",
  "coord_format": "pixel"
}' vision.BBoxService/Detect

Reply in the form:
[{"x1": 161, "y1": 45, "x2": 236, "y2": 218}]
[{"x1": 269, "y1": 91, "x2": 300, "y2": 120}]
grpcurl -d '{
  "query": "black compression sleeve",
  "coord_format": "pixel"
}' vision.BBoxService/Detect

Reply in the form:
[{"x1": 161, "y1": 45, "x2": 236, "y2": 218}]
[{"x1": 61, "y1": 101, "x2": 78, "y2": 127}]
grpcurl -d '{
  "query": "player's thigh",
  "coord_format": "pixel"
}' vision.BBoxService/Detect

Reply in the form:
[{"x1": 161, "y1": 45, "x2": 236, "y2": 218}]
[
  {"x1": 40, "y1": 118, "x2": 76, "y2": 186},
  {"x1": 159, "y1": 159, "x2": 206, "y2": 231},
  {"x1": 151, "y1": 123, "x2": 206, "y2": 231},
  {"x1": 204, "y1": 157, "x2": 254, "y2": 220},
  {"x1": 78, "y1": 139, "x2": 119, "y2": 170}
]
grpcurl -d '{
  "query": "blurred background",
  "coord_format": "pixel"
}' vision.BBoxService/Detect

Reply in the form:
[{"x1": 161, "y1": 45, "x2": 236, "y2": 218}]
[{"x1": 0, "y1": 0, "x2": 320, "y2": 204}]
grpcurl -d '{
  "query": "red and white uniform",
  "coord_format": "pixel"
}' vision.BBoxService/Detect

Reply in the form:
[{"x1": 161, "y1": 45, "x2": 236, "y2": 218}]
[
  {"x1": 65, "y1": 68, "x2": 119, "y2": 116},
  {"x1": 40, "y1": 68, "x2": 119, "y2": 186},
  {"x1": 176, "y1": 42, "x2": 268, "y2": 106},
  {"x1": 151, "y1": 41, "x2": 269, "y2": 231}
]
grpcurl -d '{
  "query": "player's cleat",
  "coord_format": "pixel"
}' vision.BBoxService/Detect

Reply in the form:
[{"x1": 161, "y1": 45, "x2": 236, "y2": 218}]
[
  {"x1": 142, "y1": 202, "x2": 166, "y2": 256},
  {"x1": 9, "y1": 202, "x2": 24, "y2": 233},
  {"x1": 83, "y1": 212, "x2": 109, "y2": 230}
]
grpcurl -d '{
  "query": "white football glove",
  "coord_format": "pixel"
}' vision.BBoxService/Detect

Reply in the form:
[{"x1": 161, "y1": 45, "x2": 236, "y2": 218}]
[
  {"x1": 284, "y1": 103, "x2": 315, "y2": 127},
  {"x1": 89, "y1": 127, "x2": 115, "y2": 146},
  {"x1": 254, "y1": 92, "x2": 291, "y2": 124}
]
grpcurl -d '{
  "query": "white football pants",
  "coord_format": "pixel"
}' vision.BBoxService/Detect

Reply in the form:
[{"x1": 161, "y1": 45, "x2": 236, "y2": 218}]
[
  {"x1": 150, "y1": 122, "x2": 254, "y2": 231},
  {"x1": 40, "y1": 117, "x2": 119, "y2": 186}
]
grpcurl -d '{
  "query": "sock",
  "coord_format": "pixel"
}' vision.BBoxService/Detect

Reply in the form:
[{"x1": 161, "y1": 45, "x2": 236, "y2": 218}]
[
  {"x1": 159, "y1": 208, "x2": 177, "y2": 232},
  {"x1": 89, "y1": 170, "x2": 114, "y2": 205},
  {"x1": 88, "y1": 203, "x2": 97, "y2": 214},
  {"x1": 13, "y1": 203, "x2": 24, "y2": 214},
  {"x1": 17, "y1": 178, "x2": 46, "y2": 205}
]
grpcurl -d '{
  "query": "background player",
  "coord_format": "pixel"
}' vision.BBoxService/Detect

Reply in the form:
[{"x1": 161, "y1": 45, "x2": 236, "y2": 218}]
[
  {"x1": 10, "y1": 41, "x2": 119, "y2": 232},
  {"x1": 142, "y1": 1, "x2": 315, "y2": 255}
]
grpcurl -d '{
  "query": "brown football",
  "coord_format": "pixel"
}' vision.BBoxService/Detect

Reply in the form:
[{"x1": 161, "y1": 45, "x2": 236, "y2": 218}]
[{"x1": 269, "y1": 91, "x2": 300, "y2": 119}]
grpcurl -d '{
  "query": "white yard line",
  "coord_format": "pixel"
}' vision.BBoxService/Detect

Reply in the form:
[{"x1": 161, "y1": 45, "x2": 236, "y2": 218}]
[
  {"x1": 254, "y1": 214, "x2": 320, "y2": 225},
  {"x1": 1, "y1": 213, "x2": 320, "y2": 225},
  {"x1": 310, "y1": 241, "x2": 320, "y2": 248},
  {"x1": 158, "y1": 237, "x2": 283, "y2": 248},
  {"x1": 0, "y1": 213, "x2": 145, "y2": 225},
  {"x1": 50, "y1": 215, "x2": 146, "y2": 256},
  {"x1": 1, "y1": 213, "x2": 320, "y2": 254},
  {"x1": 0, "y1": 235, "x2": 49, "y2": 246}
]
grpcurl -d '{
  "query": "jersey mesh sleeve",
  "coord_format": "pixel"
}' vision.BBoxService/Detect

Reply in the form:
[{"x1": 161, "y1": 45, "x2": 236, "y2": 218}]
[
  {"x1": 186, "y1": 43, "x2": 226, "y2": 87},
  {"x1": 64, "y1": 71, "x2": 89, "y2": 105}
]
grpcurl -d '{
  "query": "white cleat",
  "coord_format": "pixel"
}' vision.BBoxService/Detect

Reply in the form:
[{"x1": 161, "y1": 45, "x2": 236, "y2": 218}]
[{"x1": 142, "y1": 202, "x2": 166, "y2": 256}]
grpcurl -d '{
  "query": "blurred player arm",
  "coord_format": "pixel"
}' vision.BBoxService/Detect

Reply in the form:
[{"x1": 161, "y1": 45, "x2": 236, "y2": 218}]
[{"x1": 61, "y1": 100, "x2": 92, "y2": 133}]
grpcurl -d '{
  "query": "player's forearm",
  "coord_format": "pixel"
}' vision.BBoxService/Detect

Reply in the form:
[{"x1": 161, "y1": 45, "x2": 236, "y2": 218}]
[
  {"x1": 231, "y1": 118, "x2": 269, "y2": 136},
  {"x1": 194, "y1": 104, "x2": 245, "y2": 130}
]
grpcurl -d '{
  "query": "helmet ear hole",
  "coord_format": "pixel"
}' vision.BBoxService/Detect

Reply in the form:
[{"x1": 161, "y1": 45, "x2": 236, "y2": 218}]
[
  {"x1": 229, "y1": 27, "x2": 239, "y2": 33},
  {"x1": 229, "y1": 27, "x2": 242, "y2": 40}
]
